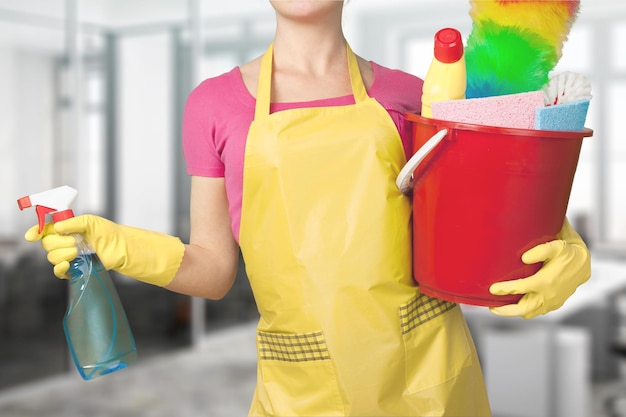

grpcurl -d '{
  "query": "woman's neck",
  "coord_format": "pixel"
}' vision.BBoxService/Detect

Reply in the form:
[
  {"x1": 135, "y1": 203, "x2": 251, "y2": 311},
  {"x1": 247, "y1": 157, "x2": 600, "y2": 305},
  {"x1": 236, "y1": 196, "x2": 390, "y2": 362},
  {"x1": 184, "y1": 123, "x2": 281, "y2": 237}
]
[
  {"x1": 269, "y1": 25, "x2": 351, "y2": 102},
  {"x1": 239, "y1": 2, "x2": 373, "y2": 103},
  {"x1": 273, "y1": 17, "x2": 347, "y2": 74}
]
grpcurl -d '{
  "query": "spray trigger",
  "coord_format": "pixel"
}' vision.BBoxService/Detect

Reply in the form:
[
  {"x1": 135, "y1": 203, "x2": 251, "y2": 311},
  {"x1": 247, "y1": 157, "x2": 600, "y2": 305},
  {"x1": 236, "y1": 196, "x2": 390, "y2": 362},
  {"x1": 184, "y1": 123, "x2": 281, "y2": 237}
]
[{"x1": 35, "y1": 206, "x2": 57, "y2": 233}]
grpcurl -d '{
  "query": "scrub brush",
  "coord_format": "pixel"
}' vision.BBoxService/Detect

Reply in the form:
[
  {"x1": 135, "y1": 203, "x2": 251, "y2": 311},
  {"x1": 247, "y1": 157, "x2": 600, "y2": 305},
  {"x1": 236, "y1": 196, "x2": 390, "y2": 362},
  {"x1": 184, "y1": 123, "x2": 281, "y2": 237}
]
[
  {"x1": 465, "y1": 0, "x2": 581, "y2": 98},
  {"x1": 535, "y1": 71, "x2": 592, "y2": 131},
  {"x1": 542, "y1": 71, "x2": 592, "y2": 106}
]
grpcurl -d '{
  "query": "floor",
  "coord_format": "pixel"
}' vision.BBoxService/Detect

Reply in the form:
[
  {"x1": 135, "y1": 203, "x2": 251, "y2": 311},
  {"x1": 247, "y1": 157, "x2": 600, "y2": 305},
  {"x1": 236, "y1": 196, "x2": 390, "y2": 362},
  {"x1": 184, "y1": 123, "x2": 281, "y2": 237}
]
[
  {"x1": 0, "y1": 322, "x2": 258, "y2": 417},
  {"x1": 0, "y1": 321, "x2": 624, "y2": 417}
]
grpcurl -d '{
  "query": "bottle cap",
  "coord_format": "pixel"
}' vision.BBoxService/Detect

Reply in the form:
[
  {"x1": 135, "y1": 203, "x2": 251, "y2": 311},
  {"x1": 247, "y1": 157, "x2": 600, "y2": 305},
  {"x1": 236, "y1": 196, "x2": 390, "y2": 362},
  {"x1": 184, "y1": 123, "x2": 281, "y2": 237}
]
[{"x1": 434, "y1": 28, "x2": 464, "y2": 63}]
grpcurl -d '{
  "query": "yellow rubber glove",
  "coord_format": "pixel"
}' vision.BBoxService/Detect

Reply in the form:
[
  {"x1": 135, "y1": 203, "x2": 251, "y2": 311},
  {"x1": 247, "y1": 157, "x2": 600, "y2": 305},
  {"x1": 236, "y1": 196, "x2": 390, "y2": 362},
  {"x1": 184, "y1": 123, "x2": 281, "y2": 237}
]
[
  {"x1": 25, "y1": 214, "x2": 185, "y2": 287},
  {"x1": 489, "y1": 218, "x2": 591, "y2": 319}
]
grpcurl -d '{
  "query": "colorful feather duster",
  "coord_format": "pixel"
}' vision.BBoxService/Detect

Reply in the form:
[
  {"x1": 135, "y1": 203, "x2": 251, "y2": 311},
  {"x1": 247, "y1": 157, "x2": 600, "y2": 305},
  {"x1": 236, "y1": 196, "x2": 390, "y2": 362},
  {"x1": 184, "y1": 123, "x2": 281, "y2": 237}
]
[{"x1": 465, "y1": 0, "x2": 580, "y2": 98}]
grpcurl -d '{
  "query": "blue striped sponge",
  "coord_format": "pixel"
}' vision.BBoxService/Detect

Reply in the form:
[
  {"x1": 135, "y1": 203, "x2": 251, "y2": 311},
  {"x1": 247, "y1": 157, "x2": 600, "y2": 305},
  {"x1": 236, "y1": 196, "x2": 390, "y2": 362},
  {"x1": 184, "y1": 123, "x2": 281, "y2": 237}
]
[{"x1": 535, "y1": 99, "x2": 590, "y2": 131}]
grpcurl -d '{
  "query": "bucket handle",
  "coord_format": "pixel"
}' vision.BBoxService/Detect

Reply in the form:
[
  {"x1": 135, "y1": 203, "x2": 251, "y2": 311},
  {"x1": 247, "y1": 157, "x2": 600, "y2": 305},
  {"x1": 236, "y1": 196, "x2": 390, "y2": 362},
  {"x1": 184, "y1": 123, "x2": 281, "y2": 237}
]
[{"x1": 396, "y1": 129, "x2": 448, "y2": 194}]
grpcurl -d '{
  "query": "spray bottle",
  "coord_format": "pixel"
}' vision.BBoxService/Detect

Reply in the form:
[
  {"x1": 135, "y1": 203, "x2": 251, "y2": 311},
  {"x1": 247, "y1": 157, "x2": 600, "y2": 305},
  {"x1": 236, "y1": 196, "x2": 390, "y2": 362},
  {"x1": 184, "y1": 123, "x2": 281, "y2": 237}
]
[
  {"x1": 421, "y1": 27, "x2": 466, "y2": 118},
  {"x1": 18, "y1": 185, "x2": 138, "y2": 380}
]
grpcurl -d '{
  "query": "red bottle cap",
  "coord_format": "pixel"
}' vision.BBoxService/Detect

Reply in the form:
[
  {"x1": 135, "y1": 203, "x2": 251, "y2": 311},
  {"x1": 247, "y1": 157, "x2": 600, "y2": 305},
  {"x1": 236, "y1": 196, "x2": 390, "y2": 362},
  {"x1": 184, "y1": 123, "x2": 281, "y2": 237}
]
[{"x1": 434, "y1": 28, "x2": 464, "y2": 64}]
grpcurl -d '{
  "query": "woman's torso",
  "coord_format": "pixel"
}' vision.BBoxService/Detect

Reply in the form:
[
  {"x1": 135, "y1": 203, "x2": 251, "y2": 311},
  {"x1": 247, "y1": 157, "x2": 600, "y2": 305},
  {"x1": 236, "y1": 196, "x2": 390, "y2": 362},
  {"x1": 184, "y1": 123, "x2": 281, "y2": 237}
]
[{"x1": 182, "y1": 62, "x2": 423, "y2": 241}]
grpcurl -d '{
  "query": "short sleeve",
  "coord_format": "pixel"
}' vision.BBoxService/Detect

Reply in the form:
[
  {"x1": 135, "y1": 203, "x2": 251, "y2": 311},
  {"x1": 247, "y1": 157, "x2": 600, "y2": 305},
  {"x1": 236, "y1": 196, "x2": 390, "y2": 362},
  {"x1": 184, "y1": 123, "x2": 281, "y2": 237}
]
[
  {"x1": 182, "y1": 78, "x2": 226, "y2": 177},
  {"x1": 368, "y1": 63, "x2": 423, "y2": 159}
]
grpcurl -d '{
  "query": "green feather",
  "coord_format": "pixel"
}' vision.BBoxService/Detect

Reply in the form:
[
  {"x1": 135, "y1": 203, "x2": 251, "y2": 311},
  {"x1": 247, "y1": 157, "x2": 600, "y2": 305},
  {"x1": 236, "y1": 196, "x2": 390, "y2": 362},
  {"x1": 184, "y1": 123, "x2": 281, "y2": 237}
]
[{"x1": 466, "y1": 20, "x2": 558, "y2": 98}]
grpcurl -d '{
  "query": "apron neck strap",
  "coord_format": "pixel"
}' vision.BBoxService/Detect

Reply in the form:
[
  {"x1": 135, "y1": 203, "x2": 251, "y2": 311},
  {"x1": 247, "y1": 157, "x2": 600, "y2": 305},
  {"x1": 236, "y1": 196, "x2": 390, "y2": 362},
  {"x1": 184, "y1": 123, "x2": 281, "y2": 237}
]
[{"x1": 254, "y1": 42, "x2": 369, "y2": 120}]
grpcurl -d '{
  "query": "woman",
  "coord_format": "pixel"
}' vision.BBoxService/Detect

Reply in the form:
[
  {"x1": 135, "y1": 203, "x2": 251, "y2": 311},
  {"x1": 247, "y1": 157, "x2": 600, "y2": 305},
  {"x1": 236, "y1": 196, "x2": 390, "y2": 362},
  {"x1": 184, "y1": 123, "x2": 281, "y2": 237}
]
[{"x1": 27, "y1": 1, "x2": 590, "y2": 416}]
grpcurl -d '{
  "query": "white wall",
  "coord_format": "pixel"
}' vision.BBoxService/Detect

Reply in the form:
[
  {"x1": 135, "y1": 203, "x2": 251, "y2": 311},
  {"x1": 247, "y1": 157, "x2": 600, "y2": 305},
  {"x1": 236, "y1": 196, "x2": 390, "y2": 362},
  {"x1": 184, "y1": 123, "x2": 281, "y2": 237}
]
[
  {"x1": 0, "y1": 47, "x2": 55, "y2": 239},
  {"x1": 117, "y1": 33, "x2": 174, "y2": 233}
]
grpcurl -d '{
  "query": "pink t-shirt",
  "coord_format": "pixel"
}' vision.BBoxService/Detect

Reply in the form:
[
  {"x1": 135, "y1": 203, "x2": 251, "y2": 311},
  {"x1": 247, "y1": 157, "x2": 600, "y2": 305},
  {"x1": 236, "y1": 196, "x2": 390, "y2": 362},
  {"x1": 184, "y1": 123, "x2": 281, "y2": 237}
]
[{"x1": 182, "y1": 63, "x2": 423, "y2": 241}]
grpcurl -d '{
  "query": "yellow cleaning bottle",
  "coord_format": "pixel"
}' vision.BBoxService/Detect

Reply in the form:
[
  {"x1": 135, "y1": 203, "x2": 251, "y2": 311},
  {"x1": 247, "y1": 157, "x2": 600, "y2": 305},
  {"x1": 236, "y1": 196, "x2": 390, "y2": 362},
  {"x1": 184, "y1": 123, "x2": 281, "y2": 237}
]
[{"x1": 421, "y1": 27, "x2": 466, "y2": 118}]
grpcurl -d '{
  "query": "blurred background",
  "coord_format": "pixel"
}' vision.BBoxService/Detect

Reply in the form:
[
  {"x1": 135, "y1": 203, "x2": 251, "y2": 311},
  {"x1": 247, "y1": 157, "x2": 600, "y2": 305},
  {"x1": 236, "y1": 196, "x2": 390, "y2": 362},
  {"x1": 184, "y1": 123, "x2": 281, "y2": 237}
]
[{"x1": 0, "y1": 0, "x2": 625, "y2": 416}]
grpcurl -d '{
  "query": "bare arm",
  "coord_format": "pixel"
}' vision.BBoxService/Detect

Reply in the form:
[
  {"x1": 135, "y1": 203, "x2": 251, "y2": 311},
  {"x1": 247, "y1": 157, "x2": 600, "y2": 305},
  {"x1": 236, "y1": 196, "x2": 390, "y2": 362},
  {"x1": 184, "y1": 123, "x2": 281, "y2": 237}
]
[{"x1": 165, "y1": 176, "x2": 239, "y2": 300}]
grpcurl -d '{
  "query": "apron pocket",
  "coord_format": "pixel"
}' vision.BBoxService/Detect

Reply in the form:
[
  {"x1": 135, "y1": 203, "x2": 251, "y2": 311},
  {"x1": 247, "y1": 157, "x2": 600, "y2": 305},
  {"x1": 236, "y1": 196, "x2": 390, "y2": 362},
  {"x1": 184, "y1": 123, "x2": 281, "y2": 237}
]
[
  {"x1": 257, "y1": 330, "x2": 345, "y2": 416},
  {"x1": 400, "y1": 293, "x2": 472, "y2": 394}
]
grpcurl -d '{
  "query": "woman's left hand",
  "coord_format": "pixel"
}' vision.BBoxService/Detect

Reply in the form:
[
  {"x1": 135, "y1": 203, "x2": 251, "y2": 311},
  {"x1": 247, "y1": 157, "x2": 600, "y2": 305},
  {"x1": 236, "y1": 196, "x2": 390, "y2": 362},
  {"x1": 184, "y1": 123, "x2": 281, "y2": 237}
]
[{"x1": 488, "y1": 218, "x2": 591, "y2": 319}]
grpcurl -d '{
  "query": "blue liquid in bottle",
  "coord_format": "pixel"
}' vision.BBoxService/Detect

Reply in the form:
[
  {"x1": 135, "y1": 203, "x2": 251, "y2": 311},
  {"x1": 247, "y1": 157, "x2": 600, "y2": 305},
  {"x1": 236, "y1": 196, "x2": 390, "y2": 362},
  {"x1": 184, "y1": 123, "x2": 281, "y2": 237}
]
[{"x1": 63, "y1": 234, "x2": 138, "y2": 380}]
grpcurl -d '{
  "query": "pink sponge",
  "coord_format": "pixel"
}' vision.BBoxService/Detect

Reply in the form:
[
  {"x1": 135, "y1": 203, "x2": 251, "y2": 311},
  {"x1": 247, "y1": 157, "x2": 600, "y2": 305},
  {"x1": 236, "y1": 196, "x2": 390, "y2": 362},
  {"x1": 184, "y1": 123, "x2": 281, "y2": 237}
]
[{"x1": 431, "y1": 91, "x2": 545, "y2": 129}]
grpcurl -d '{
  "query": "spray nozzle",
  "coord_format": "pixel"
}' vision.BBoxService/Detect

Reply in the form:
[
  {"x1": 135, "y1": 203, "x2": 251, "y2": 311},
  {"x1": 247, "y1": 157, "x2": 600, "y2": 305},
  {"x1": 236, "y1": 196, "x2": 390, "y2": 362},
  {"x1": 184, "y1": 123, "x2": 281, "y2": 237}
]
[{"x1": 17, "y1": 185, "x2": 78, "y2": 233}]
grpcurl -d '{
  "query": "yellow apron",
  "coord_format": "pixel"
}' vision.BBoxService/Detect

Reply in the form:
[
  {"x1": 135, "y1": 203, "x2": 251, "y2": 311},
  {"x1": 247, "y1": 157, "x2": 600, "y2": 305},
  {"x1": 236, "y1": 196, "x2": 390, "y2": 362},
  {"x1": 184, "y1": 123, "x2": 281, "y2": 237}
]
[{"x1": 239, "y1": 43, "x2": 491, "y2": 417}]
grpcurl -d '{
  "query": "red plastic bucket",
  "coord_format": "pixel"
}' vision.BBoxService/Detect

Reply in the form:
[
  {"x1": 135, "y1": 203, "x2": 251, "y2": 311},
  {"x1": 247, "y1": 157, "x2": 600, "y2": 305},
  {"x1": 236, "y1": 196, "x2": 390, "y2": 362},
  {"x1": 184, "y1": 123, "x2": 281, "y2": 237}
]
[{"x1": 398, "y1": 113, "x2": 593, "y2": 307}]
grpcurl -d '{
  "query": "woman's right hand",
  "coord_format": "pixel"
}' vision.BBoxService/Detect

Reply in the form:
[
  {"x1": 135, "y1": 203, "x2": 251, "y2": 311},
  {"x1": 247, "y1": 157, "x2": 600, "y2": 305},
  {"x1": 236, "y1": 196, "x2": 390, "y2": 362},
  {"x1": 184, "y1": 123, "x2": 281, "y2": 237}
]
[
  {"x1": 25, "y1": 222, "x2": 77, "y2": 279},
  {"x1": 25, "y1": 214, "x2": 186, "y2": 287},
  {"x1": 24, "y1": 177, "x2": 239, "y2": 300}
]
